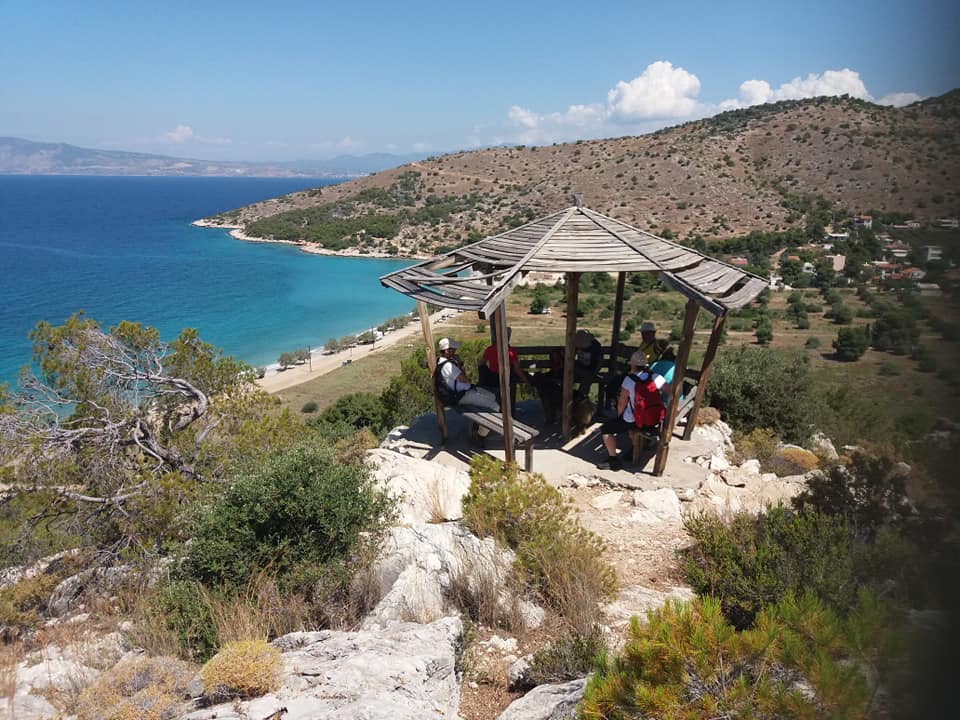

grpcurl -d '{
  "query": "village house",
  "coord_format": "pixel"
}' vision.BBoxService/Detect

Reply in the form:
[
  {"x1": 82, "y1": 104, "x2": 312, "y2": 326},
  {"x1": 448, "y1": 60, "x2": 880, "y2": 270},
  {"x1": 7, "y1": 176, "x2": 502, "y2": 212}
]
[
  {"x1": 886, "y1": 241, "x2": 911, "y2": 259},
  {"x1": 853, "y1": 214, "x2": 873, "y2": 230},
  {"x1": 824, "y1": 254, "x2": 846, "y2": 272},
  {"x1": 729, "y1": 256, "x2": 750, "y2": 267},
  {"x1": 934, "y1": 217, "x2": 958, "y2": 229},
  {"x1": 925, "y1": 245, "x2": 943, "y2": 262}
]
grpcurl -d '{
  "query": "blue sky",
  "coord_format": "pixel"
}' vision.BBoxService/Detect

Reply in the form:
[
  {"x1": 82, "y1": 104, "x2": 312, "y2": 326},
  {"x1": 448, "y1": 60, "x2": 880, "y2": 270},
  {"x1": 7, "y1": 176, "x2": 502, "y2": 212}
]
[{"x1": 1, "y1": 0, "x2": 957, "y2": 161}]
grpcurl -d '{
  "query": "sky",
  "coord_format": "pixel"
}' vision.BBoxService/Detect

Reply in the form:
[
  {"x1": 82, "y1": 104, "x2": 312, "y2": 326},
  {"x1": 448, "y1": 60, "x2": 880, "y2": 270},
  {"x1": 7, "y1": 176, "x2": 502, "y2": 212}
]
[{"x1": 1, "y1": 0, "x2": 957, "y2": 162}]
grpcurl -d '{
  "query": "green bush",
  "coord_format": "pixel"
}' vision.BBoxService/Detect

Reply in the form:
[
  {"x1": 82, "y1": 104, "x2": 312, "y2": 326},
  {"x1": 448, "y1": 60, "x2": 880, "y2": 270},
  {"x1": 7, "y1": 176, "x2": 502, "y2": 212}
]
[
  {"x1": 833, "y1": 325, "x2": 870, "y2": 360},
  {"x1": 461, "y1": 456, "x2": 616, "y2": 629},
  {"x1": 580, "y1": 593, "x2": 888, "y2": 720},
  {"x1": 300, "y1": 401, "x2": 318, "y2": 414},
  {"x1": 706, "y1": 346, "x2": 815, "y2": 444},
  {"x1": 310, "y1": 392, "x2": 385, "y2": 434},
  {"x1": 186, "y1": 442, "x2": 395, "y2": 597},
  {"x1": 805, "y1": 335, "x2": 821, "y2": 348},
  {"x1": 679, "y1": 506, "x2": 856, "y2": 629},
  {"x1": 526, "y1": 625, "x2": 606, "y2": 687}
]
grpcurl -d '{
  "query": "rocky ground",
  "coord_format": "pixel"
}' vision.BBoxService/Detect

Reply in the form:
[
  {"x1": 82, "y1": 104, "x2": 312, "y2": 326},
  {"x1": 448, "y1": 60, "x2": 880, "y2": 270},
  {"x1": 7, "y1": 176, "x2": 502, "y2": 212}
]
[{"x1": 1, "y1": 416, "x2": 824, "y2": 720}]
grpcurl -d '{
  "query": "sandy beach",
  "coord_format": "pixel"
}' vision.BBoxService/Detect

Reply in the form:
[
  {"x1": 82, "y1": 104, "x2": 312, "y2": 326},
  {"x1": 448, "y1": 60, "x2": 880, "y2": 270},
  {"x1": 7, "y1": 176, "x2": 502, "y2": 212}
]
[{"x1": 255, "y1": 309, "x2": 458, "y2": 393}]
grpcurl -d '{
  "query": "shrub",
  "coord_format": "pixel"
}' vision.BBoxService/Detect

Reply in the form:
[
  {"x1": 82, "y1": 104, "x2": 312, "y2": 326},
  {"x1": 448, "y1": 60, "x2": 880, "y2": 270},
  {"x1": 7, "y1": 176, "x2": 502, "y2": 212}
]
[
  {"x1": 186, "y1": 442, "x2": 395, "y2": 599},
  {"x1": 878, "y1": 361, "x2": 900, "y2": 376},
  {"x1": 731, "y1": 427, "x2": 777, "y2": 465},
  {"x1": 793, "y1": 446, "x2": 913, "y2": 542},
  {"x1": 580, "y1": 593, "x2": 887, "y2": 720},
  {"x1": 76, "y1": 656, "x2": 196, "y2": 720},
  {"x1": 679, "y1": 506, "x2": 856, "y2": 629},
  {"x1": 706, "y1": 346, "x2": 815, "y2": 444},
  {"x1": 766, "y1": 446, "x2": 819, "y2": 476},
  {"x1": 200, "y1": 640, "x2": 281, "y2": 701},
  {"x1": 805, "y1": 335, "x2": 821, "y2": 348},
  {"x1": 461, "y1": 456, "x2": 616, "y2": 629},
  {"x1": 311, "y1": 391, "x2": 385, "y2": 434},
  {"x1": 525, "y1": 625, "x2": 606, "y2": 687},
  {"x1": 300, "y1": 401, "x2": 318, "y2": 414}
]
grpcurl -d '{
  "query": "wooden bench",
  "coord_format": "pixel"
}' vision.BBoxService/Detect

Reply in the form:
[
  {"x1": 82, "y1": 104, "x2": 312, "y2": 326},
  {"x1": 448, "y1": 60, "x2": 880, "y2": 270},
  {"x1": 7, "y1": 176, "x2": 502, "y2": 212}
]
[
  {"x1": 458, "y1": 410, "x2": 539, "y2": 471},
  {"x1": 628, "y1": 427, "x2": 661, "y2": 464}
]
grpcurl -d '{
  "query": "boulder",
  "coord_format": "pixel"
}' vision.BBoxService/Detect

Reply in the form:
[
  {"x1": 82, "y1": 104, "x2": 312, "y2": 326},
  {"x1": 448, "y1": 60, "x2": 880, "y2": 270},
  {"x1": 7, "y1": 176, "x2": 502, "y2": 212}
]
[
  {"x1": 590, "y1": 491, "x2": 623, "y2": 510},
  {"x1": 364, "y1": 524, "x2": 543, "y2": 630},
  {"x1": 179, "y1": 618, "x2": 463, "y2": 720},
  {"x1": 810, "y1": 432, "x2": 839, "y2": 461},
  {"x1": 367, "y1": 448, "x2": 471, "y2": 524},
  {"x1": 507, "y1": 654, "x2": 534, "y2": 690},
  {"x1": 630, "y1": 489, "x2": 682, "y2": 522},
  {"x1": 496, "y1": 678, "x2": 587, "y2": 720},
  {"x1": 603, "y1": 585, "x2": 696, "y2": 628}
]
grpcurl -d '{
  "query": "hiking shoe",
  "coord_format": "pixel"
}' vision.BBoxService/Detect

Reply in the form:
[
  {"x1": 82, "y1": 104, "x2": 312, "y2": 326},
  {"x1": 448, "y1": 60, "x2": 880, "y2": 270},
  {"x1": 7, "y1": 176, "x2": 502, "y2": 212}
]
[{"x1": 596, "y1": 456, "x2": 622, "y2": 471}]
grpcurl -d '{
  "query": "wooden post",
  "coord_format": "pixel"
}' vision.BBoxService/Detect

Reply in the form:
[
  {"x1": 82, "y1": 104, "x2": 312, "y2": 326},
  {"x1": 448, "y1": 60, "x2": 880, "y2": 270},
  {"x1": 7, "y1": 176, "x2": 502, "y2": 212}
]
[
  {"x1": 654, "y1": 298, "x2": 699, "y2": 475},
  {"x1": 683, "y1": 313, "x2": 726, "y2": 440},
  {"x1": 603, "y1": 271, "x2": 626, "y2": 406},
  {"x1": 418, "y1": 300, "x2": 447, "y2": 442},
  {"x1": 562, "y1": 272, "x2": 580, "y2": 439},
  {"x1": 495, "y1": 303, "x2": 515, "y2": 464}
]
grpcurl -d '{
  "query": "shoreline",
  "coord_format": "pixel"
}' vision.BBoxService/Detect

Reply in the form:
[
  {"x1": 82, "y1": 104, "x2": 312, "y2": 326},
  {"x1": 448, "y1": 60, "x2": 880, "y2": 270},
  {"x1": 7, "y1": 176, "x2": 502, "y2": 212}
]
[
  {"x1": 255, "y1": 309, "x2": 462, "y2": 393},
  {"x1": 191, "y1": 218, "x2": 430, "y2": 260}
]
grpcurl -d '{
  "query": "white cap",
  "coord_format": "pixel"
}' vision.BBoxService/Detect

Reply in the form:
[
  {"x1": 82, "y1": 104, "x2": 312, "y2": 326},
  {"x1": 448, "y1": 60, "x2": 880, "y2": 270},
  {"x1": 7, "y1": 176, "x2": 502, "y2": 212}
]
[
  {"x1": 438, "y1": 337, "x2": 460, "y2": 351},
  {"x1": 640, "y1": 321, "x2": 657, "y2": 333},
  {"x1": 629, "y1": 350, "x2": 648, "y2": 367}
]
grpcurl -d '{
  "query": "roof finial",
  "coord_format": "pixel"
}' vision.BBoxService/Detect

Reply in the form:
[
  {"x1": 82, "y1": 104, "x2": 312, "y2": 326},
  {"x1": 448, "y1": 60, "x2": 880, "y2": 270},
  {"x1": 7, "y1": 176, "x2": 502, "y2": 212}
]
[{"x1": 571, "y1": 193, "x2": 583, "y2": 208}]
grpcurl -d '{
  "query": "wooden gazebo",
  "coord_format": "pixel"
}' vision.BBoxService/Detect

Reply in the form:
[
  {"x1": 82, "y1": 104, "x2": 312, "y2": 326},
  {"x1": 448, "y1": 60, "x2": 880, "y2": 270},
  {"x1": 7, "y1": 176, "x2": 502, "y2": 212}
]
[{"x1": 380, "y1": 203, "x2": 766, "y2": 475}]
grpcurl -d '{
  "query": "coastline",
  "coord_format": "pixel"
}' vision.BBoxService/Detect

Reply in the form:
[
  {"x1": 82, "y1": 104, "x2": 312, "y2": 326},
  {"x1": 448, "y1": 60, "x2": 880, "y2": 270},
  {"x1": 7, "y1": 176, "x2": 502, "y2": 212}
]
[
  {"x1": 191, "y1": 218, "x2": 430, "y2": 260},
  {"x1": 255, "y1": 309, "x2": 460, "y2": 394}
]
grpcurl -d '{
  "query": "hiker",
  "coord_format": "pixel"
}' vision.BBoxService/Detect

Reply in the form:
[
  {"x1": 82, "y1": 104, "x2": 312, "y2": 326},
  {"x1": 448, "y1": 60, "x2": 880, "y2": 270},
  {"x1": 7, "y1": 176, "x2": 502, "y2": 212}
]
[
  {"x1": 596, "y1": 350, "x2": 669, "y2": 470},
  {"x1": 573, "y1": 329, "x2": 603, "y2": 400},
  {"x1": 435, "y1": 337, "x2": 499, "y2": 411},
  {"x1": 638, "y1": 320, "x2": 671, "y2": 364},
  {"x1": 478, "y1": 326, "x2": 530, "y2": 408}
]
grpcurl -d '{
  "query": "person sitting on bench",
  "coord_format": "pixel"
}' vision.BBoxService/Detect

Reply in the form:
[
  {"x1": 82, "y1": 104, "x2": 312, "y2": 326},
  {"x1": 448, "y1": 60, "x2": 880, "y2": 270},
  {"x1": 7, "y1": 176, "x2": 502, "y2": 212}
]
[
  {"x1": 436, "y1": 337, "x2": 499, "y2": 412},
  {"x1": 477, "y1": 326, "x2": 530, "y2": 408},
  {"x1": 573, "y1": 329, "x2": 603, "y2": 400},
  {"x1": 596, "y1": 350, "x2": 669, "y2": 471}
]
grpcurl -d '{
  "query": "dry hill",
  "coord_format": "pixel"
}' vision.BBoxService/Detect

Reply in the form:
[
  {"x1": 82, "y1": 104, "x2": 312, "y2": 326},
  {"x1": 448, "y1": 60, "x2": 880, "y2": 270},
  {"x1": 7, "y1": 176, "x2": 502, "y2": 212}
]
[{"x1": 204, "y1": 92, "x2": 960, "y2": 256}]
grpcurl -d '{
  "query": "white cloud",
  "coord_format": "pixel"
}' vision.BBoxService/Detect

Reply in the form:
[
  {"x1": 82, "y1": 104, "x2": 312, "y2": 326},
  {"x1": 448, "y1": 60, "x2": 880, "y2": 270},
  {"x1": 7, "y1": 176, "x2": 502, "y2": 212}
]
[
  {"x1": 877, "y1": 91, "x2": 924, "y2": 107},
  {"x1": 720, "y1": 69, "x2": 872, "y2": 109},
  {"x1": 159, "y1": 124, "x2": 231, "y2": 145},
  {"x1": 162, "y1": 124, "x2": 194, "y2": 143},
  {"x1": 412, "y1": 141, "x2": 431, "y2": 152},
  {"x1": 607, "y1": 61, "x2": 703, "y2": 120}
]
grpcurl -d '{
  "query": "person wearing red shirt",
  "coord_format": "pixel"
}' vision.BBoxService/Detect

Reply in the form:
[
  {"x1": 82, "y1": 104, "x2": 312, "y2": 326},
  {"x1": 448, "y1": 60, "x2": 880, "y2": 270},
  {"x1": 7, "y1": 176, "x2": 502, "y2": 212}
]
[{"x1": 478, "y1": 327, "x2": 530, "y2": 408}]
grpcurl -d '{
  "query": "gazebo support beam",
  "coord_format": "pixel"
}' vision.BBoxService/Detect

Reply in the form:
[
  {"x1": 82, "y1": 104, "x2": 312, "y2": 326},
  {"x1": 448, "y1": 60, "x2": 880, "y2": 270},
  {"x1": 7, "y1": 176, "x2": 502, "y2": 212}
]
[
  {"x1": 562, "y1": 272, "x2": 581, "y2": 439},
  {"x1": 654, "y1": 298, "x2": 699, "y2": 475},
  {"x1": 683, "y1": 312, "x2": 726, "y2": 441},
  {"x1": 495, "y1": 302, "x2": 515, "y2": 464},
  {"x1": 417, "y1": 300, "x2": 447, "y2": 443},
  {"x1": 608, "y1": 272, "x2": 626, "y2": 375}
]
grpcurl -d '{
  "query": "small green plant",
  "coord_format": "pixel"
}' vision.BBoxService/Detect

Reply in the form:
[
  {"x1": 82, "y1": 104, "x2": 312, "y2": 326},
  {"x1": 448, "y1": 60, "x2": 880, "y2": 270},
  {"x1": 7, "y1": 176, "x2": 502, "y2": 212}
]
[
  {"x1": 731, "y1": 427, "x2": 778, "y2": 465},
  {"x1": 680, "y1": 506, "x2": 856, "y2": 629},
  {"x1": 526, "y1": 625, "x2": 606, "y2": 687},
  {"x1": 805, "y1": 335, "x2": 821, "y2": 348},
  {"x1": 200, "y1": 640, "x2": 281, "y2": 702},
  {"x1": 300, "y1": 401, "x2": 318, "y2": 414},
  {"x1": 580, "y1": 593, "x2": 887, "y2": 719},
  {"x1": 462, "y1": 456, "x2": 616, "y2": 629}
]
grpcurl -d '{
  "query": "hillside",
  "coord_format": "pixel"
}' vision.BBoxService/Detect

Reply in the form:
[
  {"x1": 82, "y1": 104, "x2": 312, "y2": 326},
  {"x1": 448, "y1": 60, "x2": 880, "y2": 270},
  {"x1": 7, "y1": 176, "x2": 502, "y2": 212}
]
[{"x1": 203, "y1": 92, "x2": 960, "y2": 255}]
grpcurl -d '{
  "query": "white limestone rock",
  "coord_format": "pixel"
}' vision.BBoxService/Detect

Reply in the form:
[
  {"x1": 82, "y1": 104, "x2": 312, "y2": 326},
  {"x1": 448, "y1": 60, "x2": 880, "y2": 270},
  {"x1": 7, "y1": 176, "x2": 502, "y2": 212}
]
[
  {"x1": 810, "y1": 432, "x2": 839, "y2": 461},
  {"x1": 497, "y1": 677, "x2": 588, "y2": 720},
  {"x1": 179, "y1": 619, "x2": 463, "y2": 720},
  {"x1": 603, "y1": 585, "x2": 696, "y2": 628},
  {"x1": 590, "y1": 491, "x2": 623, "y2": 510},
  {"x1": 367, "y1": 448, "x2": 471, "y2": 524},
  {"x1": 630, "y1": 489, "x2": 682, "y2": 522},
  {"x1": 364, "y1": 523, "x2": 543, "y2": 630}
]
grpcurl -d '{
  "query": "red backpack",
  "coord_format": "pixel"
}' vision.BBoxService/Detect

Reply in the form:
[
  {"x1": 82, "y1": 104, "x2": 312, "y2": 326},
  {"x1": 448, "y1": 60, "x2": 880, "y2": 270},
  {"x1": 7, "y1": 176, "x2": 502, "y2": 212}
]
[{"x1": 629, "y1": 372, "x2": 665, "y2": 428}]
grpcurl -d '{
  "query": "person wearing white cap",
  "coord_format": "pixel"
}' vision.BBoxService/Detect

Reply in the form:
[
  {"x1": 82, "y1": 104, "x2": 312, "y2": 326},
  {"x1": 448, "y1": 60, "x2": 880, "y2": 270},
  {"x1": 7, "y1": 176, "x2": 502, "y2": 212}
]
[
  {"x1": 435, "y1": 337, "x2": 499, "y2": 412},
  {"x1": 638, "y1": 321, "x2": 670, "y2": 364},
  {"x1": 596, "y1": 349, "x2": 668, "y2": 470}
]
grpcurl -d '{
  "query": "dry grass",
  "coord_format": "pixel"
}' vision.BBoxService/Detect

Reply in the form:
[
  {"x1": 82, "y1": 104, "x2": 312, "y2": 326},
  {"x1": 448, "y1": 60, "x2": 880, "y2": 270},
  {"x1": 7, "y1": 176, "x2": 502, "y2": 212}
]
[
  {"x1": 199, "y1": 640, "x2": 281, "y2": 702},
  {"x1": 0, "y1": 642, "x2": 22, "y2": 705},
  {"x1": 75, "y1": 655, "x2": 196, "y2": 720},
  {"x1": 445, "y1": 554, "x2": 525, "y2": 634}
]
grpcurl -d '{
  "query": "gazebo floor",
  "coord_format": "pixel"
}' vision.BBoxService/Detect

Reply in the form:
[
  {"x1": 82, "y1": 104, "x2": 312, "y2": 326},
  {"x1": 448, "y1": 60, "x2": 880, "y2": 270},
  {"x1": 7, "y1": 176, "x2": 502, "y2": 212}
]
[{"x1": 388, "y1": 400, "x2": 715, "y2": 491}]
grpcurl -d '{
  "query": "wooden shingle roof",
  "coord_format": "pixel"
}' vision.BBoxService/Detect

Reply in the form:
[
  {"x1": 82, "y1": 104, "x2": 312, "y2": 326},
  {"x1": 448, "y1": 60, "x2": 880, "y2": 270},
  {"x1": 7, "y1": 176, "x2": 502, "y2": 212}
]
[{"x1": 380, "y1": 205, "x2": 766, "y2": 316}]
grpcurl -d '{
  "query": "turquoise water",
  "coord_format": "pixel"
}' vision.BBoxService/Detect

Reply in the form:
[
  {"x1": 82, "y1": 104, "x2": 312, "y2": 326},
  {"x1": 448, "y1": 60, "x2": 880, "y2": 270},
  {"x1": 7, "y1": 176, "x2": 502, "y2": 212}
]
[{"x1": 0, "y1": 176, "x2": 413, "y2": 386}]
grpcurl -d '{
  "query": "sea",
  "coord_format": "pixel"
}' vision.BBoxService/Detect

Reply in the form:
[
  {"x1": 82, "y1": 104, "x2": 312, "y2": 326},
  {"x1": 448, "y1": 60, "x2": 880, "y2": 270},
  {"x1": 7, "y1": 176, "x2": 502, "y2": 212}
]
[{"x1": 0, "y1": 175, "x2": 414, "y2": 387}]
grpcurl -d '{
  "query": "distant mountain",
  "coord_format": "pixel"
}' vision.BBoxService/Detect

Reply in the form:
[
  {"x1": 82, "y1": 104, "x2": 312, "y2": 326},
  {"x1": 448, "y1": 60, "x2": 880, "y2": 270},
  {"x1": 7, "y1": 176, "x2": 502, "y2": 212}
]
[
  {"x1": 0, "y1": 137, "x2": 423, "y2": 178},
  {"x1": 205, "y1": 90, "x2": 960, "y2": 256}
]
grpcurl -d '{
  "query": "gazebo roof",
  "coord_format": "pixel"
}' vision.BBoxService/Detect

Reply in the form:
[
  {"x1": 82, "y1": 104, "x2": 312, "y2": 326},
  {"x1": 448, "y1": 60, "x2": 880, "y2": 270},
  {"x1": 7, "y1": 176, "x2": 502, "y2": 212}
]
[{"x1": 380, "y1": 205, "x2": 767, "y2": 317}]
